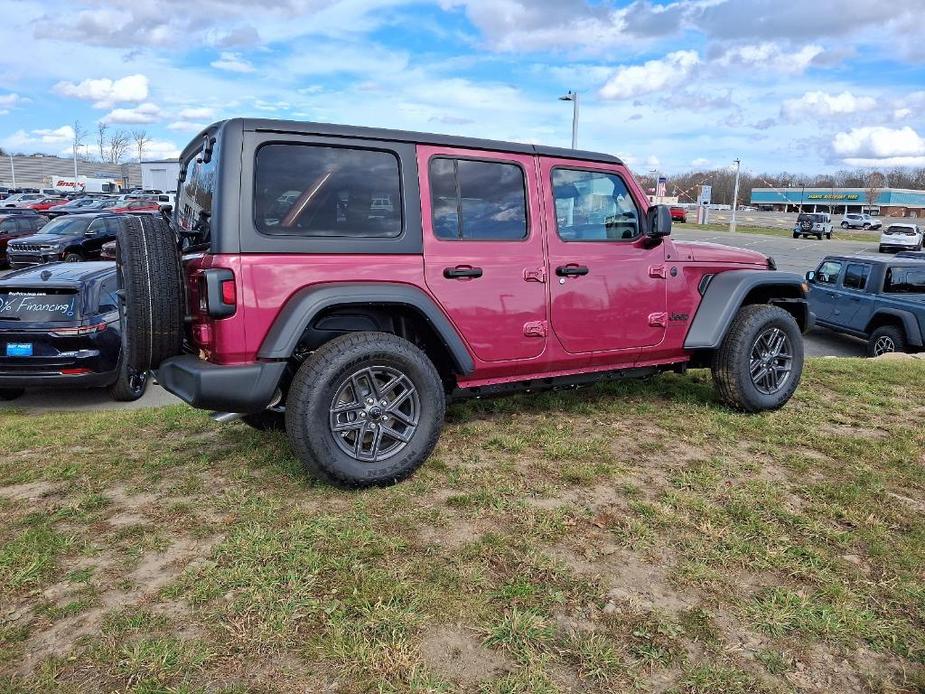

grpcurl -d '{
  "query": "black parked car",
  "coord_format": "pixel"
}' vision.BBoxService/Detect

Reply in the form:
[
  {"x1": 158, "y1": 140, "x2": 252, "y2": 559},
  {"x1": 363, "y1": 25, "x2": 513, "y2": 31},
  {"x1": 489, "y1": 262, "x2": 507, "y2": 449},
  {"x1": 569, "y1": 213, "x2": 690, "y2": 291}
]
[
  {"x1": 0, "y1": 262, "x2": 148, "y2": 401},
  {"x1": 0, "y1": 212, "x2": 46, "y2": 265},
  {"x1": 6, "y1": 213, "x2": 123, "y2": 268}
]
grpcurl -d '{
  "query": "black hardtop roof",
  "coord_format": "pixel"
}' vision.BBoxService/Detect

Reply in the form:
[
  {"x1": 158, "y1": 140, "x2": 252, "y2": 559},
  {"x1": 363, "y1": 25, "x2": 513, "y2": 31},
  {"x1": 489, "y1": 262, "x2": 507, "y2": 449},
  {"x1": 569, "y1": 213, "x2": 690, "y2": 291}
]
[
  {"x1": 185, "y1": 118, "x2": 624, "y2": 167},
  {"x1": 823, "y1": 254, "x2": 923, "y2": 266},
  {"x1": 0, "y1": 261, "x2": 115, "y2": 289}
]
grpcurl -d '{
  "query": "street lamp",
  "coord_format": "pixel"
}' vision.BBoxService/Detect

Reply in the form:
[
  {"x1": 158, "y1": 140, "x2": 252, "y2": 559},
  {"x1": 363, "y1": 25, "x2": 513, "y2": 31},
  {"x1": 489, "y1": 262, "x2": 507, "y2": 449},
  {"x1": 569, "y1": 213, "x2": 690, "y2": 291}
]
[{"x1": 559, "y1": 91, "x2": 579, "y2": 149}]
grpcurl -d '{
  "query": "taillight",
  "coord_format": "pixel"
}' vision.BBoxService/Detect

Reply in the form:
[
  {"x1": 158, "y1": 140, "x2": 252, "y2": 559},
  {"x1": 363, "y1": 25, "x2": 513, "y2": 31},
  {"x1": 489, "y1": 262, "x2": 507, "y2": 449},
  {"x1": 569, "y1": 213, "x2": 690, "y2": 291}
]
[
  {"x1": 49, "y1": 322, "x2": 108, "y2": 337},
  {"x1": 198, "y1": 268, "x2": 236, "y2": 318}
]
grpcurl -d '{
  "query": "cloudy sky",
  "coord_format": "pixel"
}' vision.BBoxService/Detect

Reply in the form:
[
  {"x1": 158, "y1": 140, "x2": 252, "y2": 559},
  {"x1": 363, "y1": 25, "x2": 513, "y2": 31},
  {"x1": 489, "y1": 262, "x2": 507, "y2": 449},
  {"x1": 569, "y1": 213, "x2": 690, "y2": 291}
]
[{"x1": 0, "y1": 0, "x2": 923, "y2": 174}]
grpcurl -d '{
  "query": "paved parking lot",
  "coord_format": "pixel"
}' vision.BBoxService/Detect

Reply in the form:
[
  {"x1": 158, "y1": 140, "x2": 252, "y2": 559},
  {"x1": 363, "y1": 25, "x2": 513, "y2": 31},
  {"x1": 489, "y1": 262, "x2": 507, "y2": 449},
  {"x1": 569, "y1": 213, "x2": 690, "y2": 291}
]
[{"x1": 673, "y1": 226, "x2": 870, "y2": 357}]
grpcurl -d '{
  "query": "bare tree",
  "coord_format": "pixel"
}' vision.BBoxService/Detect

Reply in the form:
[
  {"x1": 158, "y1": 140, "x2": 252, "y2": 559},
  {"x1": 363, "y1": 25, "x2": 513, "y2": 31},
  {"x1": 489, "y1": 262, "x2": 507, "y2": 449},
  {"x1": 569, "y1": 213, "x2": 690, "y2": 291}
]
[
  {"x1": 865, "y1": 172, "x2": 885, "y2": 211},
  {"x1": 96, "y1": 122, "x2": 108, "y2": 161},
  {"x1": 108, "y1": 129, "x2": 130, "y2": 164},
  {"x1": 71, "y1": 120, "x2": 89, "y2": 179},
  {"x1": 131, "y1": 128, "x2": 150, "y2": 163}
]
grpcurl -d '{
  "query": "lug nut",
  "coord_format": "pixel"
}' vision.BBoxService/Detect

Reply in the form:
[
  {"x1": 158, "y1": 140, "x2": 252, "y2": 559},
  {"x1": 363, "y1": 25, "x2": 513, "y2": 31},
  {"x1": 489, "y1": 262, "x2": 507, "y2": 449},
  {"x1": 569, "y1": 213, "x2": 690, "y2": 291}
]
[
  {"x1": 366, "y1": 397, "x2": 374, "y2": 404},
  {"x1": 380, "y1": 400, "x2": 387, "y2": 406},
  {"x1": 360, "y1": 412, "x2": 367, "y2": 418}
]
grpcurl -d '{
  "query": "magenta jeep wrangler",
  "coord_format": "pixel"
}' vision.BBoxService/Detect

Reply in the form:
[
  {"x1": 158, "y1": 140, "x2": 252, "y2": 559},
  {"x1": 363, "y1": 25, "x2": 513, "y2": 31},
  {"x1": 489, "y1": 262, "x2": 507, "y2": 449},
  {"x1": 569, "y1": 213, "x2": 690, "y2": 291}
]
[{"x1": 116, "y1": 119, "x2": 811, "y2": 487}]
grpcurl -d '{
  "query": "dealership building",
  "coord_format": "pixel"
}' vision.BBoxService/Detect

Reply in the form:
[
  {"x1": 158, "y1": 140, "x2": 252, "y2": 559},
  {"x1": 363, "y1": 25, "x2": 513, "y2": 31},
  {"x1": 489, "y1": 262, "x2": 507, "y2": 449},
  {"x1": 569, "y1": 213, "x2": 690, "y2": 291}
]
[{"x1": 750, "y1": 187, "x2": 925, "y2": 217}]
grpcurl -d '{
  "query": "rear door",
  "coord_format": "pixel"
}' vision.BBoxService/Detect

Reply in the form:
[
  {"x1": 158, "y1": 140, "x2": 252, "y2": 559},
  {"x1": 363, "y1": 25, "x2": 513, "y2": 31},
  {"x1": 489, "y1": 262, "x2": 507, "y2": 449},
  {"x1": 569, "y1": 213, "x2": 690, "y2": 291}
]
[
  {"x1": 419, "y1": 146, "x2": 547, "y2": 362},
  {"x1": 541, "y1": 158, "x2": 667, "y2": 354}
]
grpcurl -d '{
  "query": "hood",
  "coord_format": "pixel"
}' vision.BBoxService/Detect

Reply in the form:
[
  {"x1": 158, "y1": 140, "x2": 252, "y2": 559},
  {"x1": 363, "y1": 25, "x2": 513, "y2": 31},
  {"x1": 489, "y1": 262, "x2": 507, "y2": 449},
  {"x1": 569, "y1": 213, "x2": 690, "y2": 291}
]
[
  {"x1": 672, "y1": 240, "x2": 768, "y2": 266},
  {"x1": 10, "y1": 234, "x2": 75, "y2": 246}
]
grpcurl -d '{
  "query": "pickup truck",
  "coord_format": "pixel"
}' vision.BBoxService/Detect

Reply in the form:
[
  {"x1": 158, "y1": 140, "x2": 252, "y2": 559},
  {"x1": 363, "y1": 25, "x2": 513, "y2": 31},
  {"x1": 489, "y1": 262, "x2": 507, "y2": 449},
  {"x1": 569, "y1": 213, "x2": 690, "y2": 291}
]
[{"x1": 806, "y1": 254, "x2": 925, "y2": 356}]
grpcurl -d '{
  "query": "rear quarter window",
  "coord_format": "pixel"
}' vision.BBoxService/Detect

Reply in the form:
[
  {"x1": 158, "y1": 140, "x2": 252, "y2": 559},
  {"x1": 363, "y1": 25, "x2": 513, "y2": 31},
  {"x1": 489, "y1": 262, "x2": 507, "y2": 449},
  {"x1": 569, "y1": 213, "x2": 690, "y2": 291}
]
[{"x1": 254, "y1": 143, "x2": 402, "y2": 239}]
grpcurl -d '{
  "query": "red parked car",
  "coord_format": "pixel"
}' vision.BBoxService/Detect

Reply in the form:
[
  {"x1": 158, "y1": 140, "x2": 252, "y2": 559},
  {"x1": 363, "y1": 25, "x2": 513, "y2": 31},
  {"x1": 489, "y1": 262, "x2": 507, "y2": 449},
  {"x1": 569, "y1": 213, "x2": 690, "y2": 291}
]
[
  {"x1": 113, "y1": 118, "x2": 811, "y2": 488},
  {"x1": 108, "y1": 199, "x2": 161, "y2": 214},
  {"x1": 670, "y1": 205, "x2": 687, "y2": 223},
  {"x1": 22, "y1": 197, "x2": 68, "y2": 212}
]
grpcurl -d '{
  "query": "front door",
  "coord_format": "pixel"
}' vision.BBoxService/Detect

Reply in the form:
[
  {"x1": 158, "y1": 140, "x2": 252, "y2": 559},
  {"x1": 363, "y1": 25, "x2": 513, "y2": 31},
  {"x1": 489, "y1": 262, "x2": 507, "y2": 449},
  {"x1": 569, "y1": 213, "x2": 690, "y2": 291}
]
[
  {"x1": 810, "y1": 259, "x2": 844, "y2": 323},
  {"x1": 541, "y1": 159, "x2": 667, "y2": 354},
  {"x1": 419, "y1": 146, "x2": 548, "y2": 363}
]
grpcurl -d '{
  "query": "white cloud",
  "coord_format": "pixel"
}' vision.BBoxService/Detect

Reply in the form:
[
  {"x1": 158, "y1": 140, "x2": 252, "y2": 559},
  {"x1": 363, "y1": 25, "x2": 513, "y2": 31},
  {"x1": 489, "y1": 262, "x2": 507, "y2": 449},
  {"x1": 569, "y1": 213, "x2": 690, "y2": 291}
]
[
  {"x1": 716, "y1": 43, "x2": 823, "y2": 74},
  {"x1": 53, "y1": 74, "x2": 149, "y2": 108},
  {"x1": 1, "y1": 125, "x2": 75, "y2": 153},
  {"x1": 781, "y1": 90, "x2": 877, "y2": 121},
  {"x1": 599, "y1": 50, "x2": 699, "y2": 100},
  {"x1": 167, "y1": 120, "x2": 206, "y2": 132},
  {"x1": 143, "y1": 139, "x2": 181, "y2": 160},
  {"x1": 210, "y1": 52, "x2": 255, "y2": 73},
  {"x1": 690, "y1": 157, "x2": 711, "y2": 167},
  {"x1": 0, "y1": 93, "x2": 27, "y2": 115},
  {"x1": 893, "y1": 107, "x2": 912, "y2": 121},
  {"x1": 101, "y1": 102, "x2": 163, "y2": 124},
  {"x1": 832, "y1": 126, "x2": 925, "y2": 166},
  {"x1": 178, "y1": 107, "x2": 215, "y2": 120}
]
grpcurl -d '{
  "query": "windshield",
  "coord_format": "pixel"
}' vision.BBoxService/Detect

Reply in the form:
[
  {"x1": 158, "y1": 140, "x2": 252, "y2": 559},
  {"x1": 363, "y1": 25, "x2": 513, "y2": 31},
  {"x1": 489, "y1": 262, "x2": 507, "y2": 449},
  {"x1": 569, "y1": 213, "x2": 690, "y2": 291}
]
[
  {"x1": 34, "y1": 216, "x2": 91, "y2": 236},
  {"x1": 0, "y1": 288, "x2": 79, "y2": 322}
]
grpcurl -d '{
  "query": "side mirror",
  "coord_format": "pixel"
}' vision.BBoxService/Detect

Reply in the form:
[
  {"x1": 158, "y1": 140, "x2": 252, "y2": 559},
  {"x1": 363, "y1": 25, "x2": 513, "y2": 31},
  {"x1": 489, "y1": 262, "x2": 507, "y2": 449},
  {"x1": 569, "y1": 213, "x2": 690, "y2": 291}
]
[
  {"x1": 646, "y1": 204, "x2": 672, "y2": 240},
  {"x1": 805, "y1": 270, "x2": 816, "y2": 282}
]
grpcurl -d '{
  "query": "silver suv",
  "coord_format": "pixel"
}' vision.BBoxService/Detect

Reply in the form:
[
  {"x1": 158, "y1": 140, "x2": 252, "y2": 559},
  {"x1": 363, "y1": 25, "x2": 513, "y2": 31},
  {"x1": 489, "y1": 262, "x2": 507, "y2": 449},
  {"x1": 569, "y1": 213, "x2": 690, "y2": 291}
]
[
  {"x1": 841, "y1": 213, "x2": 882, "y2": 230},
  {"x1": 793, "y1": 212, "x2": 833, "y2": 240}
]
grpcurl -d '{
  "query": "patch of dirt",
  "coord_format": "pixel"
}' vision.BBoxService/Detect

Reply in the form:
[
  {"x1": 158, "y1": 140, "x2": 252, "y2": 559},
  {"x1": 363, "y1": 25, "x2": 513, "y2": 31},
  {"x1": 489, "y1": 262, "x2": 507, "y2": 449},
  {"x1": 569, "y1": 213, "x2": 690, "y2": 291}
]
[
  {"x1": 600, "y1": 551, "x2": 697, "y2": 614},
  {"x1": 0, "y1": 479, "x2": 66, "y2": 503},
  {"x1": 418, "y1": 516, "x2": 482, "y2": 550},
  {"x1": 14, "y1": 534, "x2": 223, "y2": 676},
  {"x1": 820, "y1": 423, "x2": 888, "y2": 439},
  {"x1": 420, "y1": 625, "x2": 511, "y2": 686},
  {"x1": 886, "y1": 491, "x2": 925, "y2": 514}
]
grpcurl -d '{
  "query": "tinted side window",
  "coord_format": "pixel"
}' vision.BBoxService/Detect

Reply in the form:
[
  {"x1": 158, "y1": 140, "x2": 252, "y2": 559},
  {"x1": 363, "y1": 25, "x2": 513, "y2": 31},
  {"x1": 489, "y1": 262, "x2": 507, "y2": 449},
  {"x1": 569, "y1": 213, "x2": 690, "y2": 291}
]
[
  {"x1": 429, "y1": 158, "x2": 527, "y2": 240},
  {"x1": 884, "y1": 267, "x2": 925, "y2": 293},
  {"x1": 816, "y1": 260, "x2": 842, "y2": 285},
  {"x1": 552, "y1": 168, "x2": 640, "y2": 241},
  {"x1": 97, "y1": 277, "x2": 119, "y2": 313},
  {"x1": 255, "y1": 144, "x2": 402, "y2": 238},
  {"x1": 843, "y1": 264, "x2": 870, "y2": 290}
]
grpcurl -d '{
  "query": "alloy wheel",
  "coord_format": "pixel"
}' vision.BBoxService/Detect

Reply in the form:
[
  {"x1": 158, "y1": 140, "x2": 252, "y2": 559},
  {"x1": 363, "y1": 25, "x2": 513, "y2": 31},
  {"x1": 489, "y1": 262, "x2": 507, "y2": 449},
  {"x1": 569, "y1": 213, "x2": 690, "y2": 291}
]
[
  {"x1": 329, "y1": 365, "x2": 420, "y2": 462},
  {"x1": 873, "y1": 336, "x2": 895, "y2": 356},
  {"x1": 749, "y1": 327, "x2": 793, "y2": 395}
]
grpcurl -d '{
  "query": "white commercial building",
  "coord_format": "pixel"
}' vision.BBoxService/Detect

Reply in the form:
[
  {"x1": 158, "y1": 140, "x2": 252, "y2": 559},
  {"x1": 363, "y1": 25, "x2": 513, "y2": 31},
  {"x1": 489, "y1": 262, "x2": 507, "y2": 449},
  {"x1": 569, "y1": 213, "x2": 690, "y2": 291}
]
[{"x1": 140, "y1": 159, "x2": 181, "y2": 192}]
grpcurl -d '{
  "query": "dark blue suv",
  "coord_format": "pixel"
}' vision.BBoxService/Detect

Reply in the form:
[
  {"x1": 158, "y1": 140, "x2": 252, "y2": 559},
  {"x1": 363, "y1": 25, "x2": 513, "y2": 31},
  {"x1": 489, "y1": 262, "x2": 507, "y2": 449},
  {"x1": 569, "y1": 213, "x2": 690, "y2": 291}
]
[
  {"x1": 806, "y1": 255, "x2": 925, "y2": 356},
  {"x1": 0, "y1": 262, "x2": 148, "y2": 401}
]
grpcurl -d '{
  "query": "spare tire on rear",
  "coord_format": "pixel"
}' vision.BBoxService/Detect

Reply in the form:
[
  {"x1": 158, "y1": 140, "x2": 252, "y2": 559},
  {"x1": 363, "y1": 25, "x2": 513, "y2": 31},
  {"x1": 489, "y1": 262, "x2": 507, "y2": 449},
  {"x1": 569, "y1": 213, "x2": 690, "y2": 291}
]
[{"x1": 114, "y1": 215, "x2": 184, "y2": 371}]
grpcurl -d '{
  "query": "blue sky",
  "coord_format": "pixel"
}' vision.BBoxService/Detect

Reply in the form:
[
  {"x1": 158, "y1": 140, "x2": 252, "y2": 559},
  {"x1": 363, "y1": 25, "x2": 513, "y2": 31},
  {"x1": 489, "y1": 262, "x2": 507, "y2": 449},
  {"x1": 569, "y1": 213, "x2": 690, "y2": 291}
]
[{"x1": 1, "y1": 0, "x2": 924, "y2": 176}]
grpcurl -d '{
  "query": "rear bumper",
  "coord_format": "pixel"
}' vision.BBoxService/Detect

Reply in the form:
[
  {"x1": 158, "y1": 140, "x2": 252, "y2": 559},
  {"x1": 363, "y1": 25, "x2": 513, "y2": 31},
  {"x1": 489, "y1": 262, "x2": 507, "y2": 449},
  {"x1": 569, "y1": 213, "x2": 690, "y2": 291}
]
[
  {"x1": 156, "y1": 355, "x2": 287, "y2": 414},
  {"x1": 0, "y1": 368, "x2": 115, "y2": 389}
]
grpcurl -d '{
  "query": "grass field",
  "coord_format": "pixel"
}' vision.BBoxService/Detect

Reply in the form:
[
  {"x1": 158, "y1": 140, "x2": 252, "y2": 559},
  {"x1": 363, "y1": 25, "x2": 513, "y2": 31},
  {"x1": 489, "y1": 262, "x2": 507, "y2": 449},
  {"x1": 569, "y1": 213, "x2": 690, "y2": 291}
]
[
  {"x1": 675, "y1": 222, "x2": 882, "y2": 244},
  {"x1": 1, "y1": 358, "x2": 924, "y2": 693}
]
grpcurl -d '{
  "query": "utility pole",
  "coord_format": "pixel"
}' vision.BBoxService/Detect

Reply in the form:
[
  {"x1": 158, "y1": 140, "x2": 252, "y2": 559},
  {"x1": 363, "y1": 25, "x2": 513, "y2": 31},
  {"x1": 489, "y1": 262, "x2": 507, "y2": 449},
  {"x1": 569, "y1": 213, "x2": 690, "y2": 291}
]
[
  {"x1": 9, "y1": 154, "x2": 15, "y2": 189},
  {"x1": 729, "y1": 158, "x2": 741, "y2": 233},
  {"x1": 559, "y1": 91, "x2": 579, "y2": 149}
]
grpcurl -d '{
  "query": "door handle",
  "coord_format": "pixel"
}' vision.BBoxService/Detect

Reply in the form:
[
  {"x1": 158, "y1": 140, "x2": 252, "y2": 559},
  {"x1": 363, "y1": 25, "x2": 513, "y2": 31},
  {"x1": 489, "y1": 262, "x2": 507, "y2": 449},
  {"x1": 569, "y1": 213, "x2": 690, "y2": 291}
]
[
  {"x1": 556, "y1": 265, "x2": 589, "y2": 277},
  {"x1": 443, "y1": 266, "x2": 483, "y2": 279}
]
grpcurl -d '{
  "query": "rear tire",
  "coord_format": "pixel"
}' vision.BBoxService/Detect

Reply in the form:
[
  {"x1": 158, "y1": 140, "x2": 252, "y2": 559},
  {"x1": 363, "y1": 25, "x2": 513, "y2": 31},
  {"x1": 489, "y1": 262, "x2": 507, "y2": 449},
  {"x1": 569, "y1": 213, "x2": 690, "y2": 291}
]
[
  {"x1": 841, "y1": 221, "x2": 849, "y2": 229},
  {"x1": 826, "y1": 232, "x2": 832, "y2": 239},
  {"x1": 0, "y1": 388, "x2": 24, "y2": 401},
  {"x1": 108, "y1": 353, "x2": 149, "y2": 401},
  {"x1": 285, "y1": 332, "x2": 445, "y2": 488},
  {"x1": 711, "y1": 305, "x2": 804, "y2": 412},
  {"x1": 867, "y1": 325, "x2": 906, "y2": 357},
  {"x1": 114, "y1": 215, "x2": 184, "y2": 371}
]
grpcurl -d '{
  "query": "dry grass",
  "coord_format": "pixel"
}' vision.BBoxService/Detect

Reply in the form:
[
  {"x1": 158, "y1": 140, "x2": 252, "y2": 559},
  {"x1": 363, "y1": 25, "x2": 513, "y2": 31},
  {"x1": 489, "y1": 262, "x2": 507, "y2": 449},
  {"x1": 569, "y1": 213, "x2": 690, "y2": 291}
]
[{"x1": 1, "y1": 357, "x2": 923, "y2": 692}]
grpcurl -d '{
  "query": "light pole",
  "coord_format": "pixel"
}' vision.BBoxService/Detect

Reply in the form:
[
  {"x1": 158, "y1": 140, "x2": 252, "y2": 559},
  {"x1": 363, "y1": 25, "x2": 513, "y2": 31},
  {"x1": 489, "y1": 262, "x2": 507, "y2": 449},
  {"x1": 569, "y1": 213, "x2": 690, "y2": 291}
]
[
  {"x1": 729, "y1": 158, "x2": 741, "y2": 233},
  {"x1": 9, "y1": 154, "x2": 15, "y2": 189},
  {"x1": 559, "y1": 91, "x2": 579, "y2": 149}
]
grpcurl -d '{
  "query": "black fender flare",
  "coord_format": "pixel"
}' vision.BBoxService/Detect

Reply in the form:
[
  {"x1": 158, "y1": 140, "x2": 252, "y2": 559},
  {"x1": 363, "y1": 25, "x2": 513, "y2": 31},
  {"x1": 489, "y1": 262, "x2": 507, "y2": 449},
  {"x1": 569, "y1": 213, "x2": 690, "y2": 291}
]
[
  {"x1": 684, "y1": 270, "x2": 808, "y2": 350},
  {"x1": 868, "y1": 309, "x2": 923, "y2": 347},
  {"x1": 257, "y1": 282, "x2": 475, "y2": 374}
]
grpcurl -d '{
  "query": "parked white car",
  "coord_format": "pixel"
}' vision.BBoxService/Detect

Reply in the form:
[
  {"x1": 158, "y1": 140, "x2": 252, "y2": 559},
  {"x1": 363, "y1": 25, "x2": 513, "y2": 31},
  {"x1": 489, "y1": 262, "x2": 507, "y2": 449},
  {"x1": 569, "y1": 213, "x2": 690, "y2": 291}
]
[
  {"x1": 841, "y1": 213, "x2": 882, "y2": 230},
  {"x1": 879, "y1": 223, "x2": 923, "y2": 253}
]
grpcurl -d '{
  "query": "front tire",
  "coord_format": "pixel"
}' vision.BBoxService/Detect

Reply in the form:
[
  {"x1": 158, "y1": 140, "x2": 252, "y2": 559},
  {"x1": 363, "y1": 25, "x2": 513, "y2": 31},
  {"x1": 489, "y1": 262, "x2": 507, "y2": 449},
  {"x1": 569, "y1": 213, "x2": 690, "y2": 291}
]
[
  {"x1": 285, "y1": 332, "x2": 445, "y2": 487},
  {"x1": 841, "y1": 221, "x2": 849, "y2": 229},
  {"x1": 711, "y1": 305, "x2": 804, "y2": 412},
  {"x1": 793, "y1": 232, "x2": 800, "y2": 239},
  {"x1": 867, "y1": 325, "x2": 906, "y2": 357},
  {"x1": 108, "y1": 356, "x2": 149, "y2": 401},
  {"x1": 62, "y1": 252, "x2": 82, "y2": 263}
]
